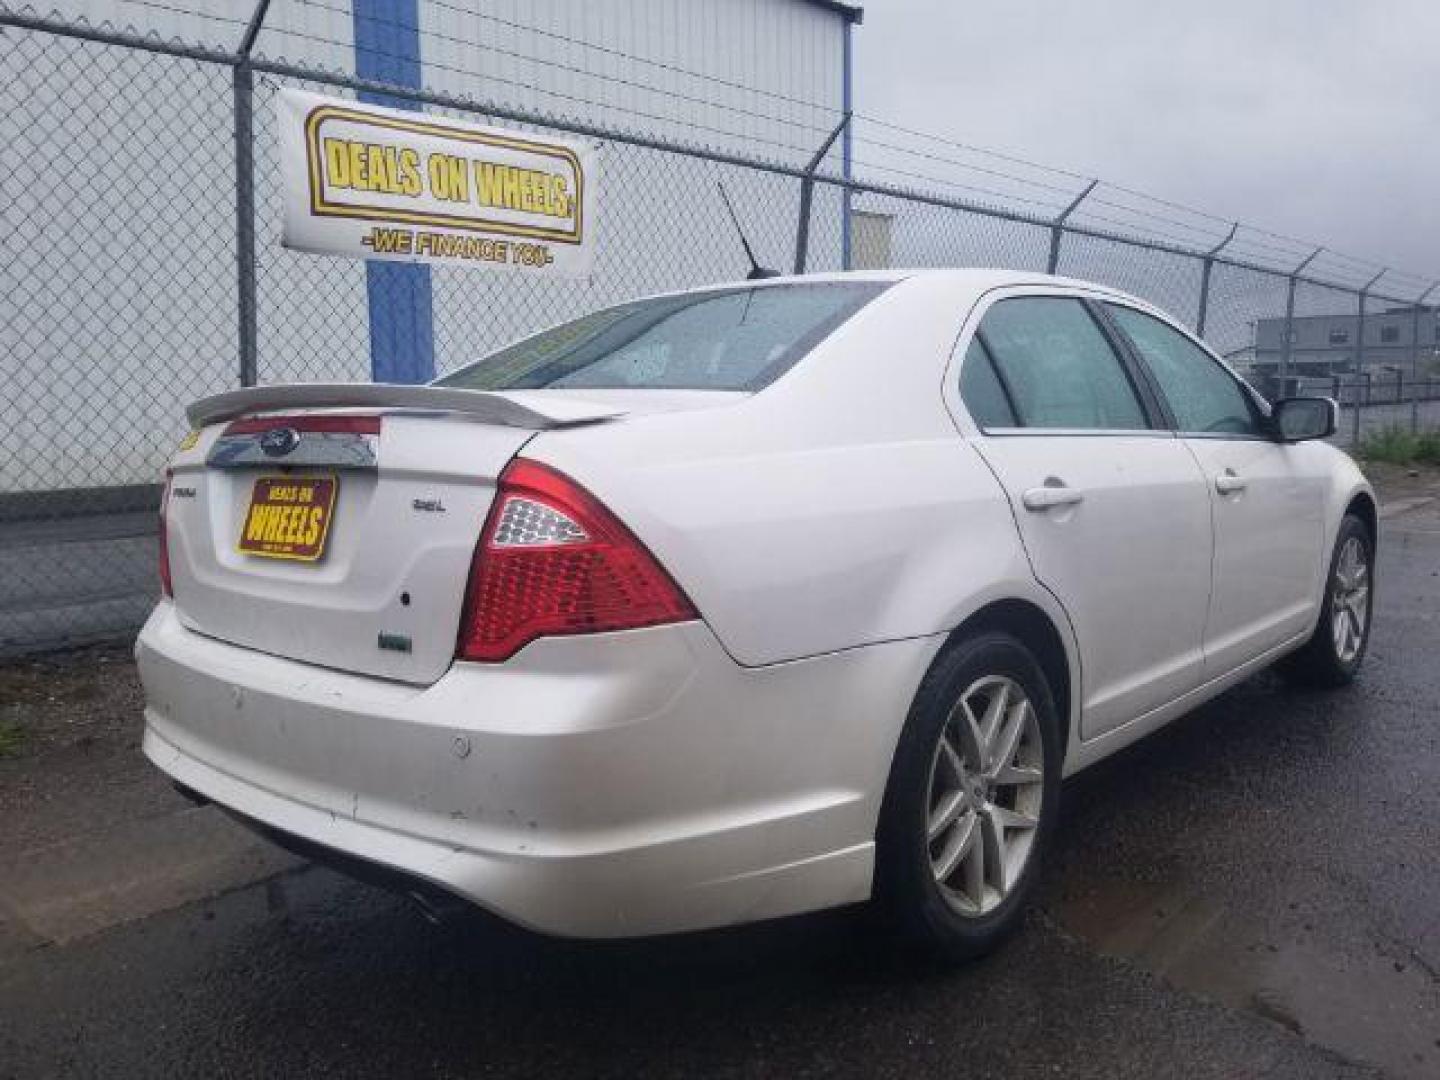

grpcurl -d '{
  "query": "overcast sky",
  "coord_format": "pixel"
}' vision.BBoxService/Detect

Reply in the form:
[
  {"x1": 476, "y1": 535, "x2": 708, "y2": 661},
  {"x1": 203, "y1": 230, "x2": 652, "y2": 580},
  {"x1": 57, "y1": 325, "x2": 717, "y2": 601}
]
[{"x1": 855, "y1": 0, "x2": 1440, "y2": 284}]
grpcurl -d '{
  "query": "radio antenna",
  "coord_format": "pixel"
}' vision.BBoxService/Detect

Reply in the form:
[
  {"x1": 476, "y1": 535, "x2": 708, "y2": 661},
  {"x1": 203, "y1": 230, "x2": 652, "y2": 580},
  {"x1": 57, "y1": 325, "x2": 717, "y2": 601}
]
[{"x1": 717, "y1": 182, "x2": 779, "y2": 280}]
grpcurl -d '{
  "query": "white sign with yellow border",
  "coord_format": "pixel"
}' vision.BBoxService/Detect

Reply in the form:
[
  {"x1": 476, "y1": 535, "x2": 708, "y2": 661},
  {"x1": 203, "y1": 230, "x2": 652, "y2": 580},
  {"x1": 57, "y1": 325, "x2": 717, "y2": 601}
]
[{"x1": 276, "y1": 88, "x2": 598, "y2": 277}]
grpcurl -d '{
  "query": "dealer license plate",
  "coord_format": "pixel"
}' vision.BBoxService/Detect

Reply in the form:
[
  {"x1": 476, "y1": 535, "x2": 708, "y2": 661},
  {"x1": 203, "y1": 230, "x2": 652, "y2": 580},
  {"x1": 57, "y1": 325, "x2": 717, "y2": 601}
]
[{"x1": 237, "y1": 475, "x2": 337, "y2": 561}]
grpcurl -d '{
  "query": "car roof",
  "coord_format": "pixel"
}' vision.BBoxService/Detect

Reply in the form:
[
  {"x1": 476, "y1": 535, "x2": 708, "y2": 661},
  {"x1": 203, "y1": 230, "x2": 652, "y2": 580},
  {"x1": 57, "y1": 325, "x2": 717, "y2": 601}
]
[{"x1": 651, "y1": 267, "x2": 1146, "y2": 305}]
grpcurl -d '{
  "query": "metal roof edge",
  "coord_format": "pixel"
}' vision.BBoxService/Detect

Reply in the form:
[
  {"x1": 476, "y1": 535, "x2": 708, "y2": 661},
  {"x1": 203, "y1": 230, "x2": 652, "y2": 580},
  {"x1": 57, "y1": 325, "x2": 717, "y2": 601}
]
[{"x1": 798, "y1": 0, "x2": 864, "y2": 25}]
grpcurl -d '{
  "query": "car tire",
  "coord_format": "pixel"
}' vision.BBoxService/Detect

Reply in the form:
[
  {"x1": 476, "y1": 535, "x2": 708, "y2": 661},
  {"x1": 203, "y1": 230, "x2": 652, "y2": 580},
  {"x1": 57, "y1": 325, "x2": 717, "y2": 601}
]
[
  {"x1": 875, "y1": 631, "x2": 1062, "y2": 964},
  {"x1": 1280, "y1": 513, "x2": 1375, "y2": 689}
]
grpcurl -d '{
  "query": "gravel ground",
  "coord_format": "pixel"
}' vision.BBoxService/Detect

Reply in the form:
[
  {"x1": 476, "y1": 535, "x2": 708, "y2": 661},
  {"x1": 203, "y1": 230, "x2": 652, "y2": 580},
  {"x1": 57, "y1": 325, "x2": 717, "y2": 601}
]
[{"x1": 0, "y1": 644, "x2": 188, "y2": 855}]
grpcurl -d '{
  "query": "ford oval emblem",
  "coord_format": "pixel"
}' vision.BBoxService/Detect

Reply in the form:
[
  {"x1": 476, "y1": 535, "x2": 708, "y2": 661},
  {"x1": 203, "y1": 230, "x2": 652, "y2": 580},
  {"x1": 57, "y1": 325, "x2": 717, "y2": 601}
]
[{"x1": 259, "y1": 427, "x2": 301, "y2": 457}]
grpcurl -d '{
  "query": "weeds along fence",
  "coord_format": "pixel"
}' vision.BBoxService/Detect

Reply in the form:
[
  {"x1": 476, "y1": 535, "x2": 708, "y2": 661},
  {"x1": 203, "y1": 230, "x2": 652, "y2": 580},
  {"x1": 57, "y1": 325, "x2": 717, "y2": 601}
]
[{"x1": 3, "y1": 1, "x2": 1439, "y2": 654}]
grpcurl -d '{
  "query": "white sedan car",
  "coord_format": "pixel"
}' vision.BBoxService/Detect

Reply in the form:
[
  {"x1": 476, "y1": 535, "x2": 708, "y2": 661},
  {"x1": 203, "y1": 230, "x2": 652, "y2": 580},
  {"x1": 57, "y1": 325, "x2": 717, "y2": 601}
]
[{"x1": 138, "y1": 269, "x2": 1374, "y2": 959}]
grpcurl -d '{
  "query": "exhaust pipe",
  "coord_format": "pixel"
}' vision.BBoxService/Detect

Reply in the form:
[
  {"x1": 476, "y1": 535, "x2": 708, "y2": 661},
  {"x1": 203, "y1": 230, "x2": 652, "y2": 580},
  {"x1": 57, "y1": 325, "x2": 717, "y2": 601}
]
[{"x1": 404, "y1": 886, "x2": 469, "y2": 925}]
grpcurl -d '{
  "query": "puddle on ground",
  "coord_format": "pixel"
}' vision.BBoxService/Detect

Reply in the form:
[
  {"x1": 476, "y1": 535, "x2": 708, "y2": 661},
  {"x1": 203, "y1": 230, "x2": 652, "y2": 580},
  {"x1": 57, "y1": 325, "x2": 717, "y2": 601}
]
[{"x1": 1057, "y1": 877, "x2": 1440, "y2": 1079}]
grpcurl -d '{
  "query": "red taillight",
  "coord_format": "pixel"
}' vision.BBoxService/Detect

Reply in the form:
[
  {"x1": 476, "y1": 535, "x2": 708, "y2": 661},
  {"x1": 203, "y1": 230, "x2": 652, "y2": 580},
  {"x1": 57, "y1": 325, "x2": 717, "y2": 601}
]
[
  {"x1": 158, "y1": 470, "x2": 173, "y2": 598},
  {"x1": 457, "y1": 459, "x2": 697, "y2": 662}
]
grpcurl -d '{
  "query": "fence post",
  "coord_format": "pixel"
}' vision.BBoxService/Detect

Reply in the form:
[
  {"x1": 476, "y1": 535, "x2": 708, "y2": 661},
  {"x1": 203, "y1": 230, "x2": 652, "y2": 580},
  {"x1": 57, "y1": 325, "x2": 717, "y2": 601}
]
[
  {"x1": 840, "y1": 21, "x2": 854, "y2": 271},
  {"x1": 233, "y1": 0, "x2": 272, "y2": 388},
  {"x1": 1192, "y1": 220, "x2": 1238, "y2": 338},
  {"x1": 792, "y1": 112, "x2": 850, "y2": 275},
  {"x1": 1195, "y1": 221, "x2": 1238, "y2": 338},
  {"x1": 1046, "y1": 179, "x2": 1097, "y2": 275},
  {"x1": 1355, "y1": 268, "x2": 1384, "y2": 386},
  {"x1": 1412, "y1": 281, "x2": 1439, "y2": 380},
  {"x1": 1352, "y1": 386, "x2": 1362, "y2": 445},
  {"x1": 1279, "y1": 246, "x2": 1324, "y2": 387}
]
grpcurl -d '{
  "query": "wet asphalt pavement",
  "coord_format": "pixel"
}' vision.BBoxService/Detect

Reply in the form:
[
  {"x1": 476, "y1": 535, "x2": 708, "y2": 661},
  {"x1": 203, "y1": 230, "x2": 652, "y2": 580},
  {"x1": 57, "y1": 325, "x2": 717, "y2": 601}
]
[{"x1": 1, "y1": 504, "x2": 1437, "y2": 1078}]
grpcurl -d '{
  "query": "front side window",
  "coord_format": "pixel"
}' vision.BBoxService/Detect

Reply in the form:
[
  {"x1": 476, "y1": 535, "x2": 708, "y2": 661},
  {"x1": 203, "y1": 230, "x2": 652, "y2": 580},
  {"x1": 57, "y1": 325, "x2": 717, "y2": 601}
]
[
  {"x1": 436, "y1": 283, "x2": 889, "y2": 393},
  {"x1": 971, "y1": 297, "x2": 1149, "y2": 430},
  {"x1": 1106, "y1": 304, "x2": 1263, "y2": 437}
]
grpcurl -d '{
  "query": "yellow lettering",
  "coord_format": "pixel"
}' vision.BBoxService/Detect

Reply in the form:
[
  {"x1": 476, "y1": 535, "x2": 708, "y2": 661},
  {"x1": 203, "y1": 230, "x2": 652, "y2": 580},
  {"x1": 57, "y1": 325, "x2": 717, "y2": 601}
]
[
  {"x1": 550, "y1": 176, "x2": 570, "y2": 217},
  {"x1": 474, "y1": 162, "x2": 505, "y2": 209},
  {"x1": 428, "y1": 153, "x2": 468, "y2": 202},
  {"x1": 399, "y1": 148, "x2": 423, "y2": 196},
  {"x1": 472, "y1": 162, "x2": 571, "y2": 219},
  {"x1": 245, "y1": 505, "x2": 267, "y2": 542},
  {"x1": 346, "y1": 141, "x2": 367, "y2": 190},
  {"x1": 368, "y1": 145, "x2": 388, "y2": 192},
  {"x1": 500, "y1": 167, "x2": 521, "y2": 210},
  {"x1": 324, "y1": 139, "x2": 351, "y2": 188}
]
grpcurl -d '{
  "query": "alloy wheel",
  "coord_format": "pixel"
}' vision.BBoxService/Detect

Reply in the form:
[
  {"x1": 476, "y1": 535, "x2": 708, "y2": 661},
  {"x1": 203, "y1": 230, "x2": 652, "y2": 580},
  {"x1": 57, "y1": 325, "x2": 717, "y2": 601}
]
[
  {"x1": 1331, "y1": 535, "x2": 1370, "y2": 663},
  {"x1": 924, "y1": 675, "x2": 1044, "y2": 916}
]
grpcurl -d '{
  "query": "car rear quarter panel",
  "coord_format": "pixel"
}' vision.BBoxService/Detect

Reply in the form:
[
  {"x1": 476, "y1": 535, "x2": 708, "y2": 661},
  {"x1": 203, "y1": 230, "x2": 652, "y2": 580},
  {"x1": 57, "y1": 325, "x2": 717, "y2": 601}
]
[{"x1": 525, "y1": 275, "x2": 1051, "y2": 670}]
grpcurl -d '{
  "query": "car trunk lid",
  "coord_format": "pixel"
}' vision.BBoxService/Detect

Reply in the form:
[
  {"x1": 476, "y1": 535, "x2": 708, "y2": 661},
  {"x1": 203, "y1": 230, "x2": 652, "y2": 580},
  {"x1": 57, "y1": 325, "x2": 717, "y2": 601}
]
[{"x1": 165, "y1": 385, "x2": 626, "y2": 685}]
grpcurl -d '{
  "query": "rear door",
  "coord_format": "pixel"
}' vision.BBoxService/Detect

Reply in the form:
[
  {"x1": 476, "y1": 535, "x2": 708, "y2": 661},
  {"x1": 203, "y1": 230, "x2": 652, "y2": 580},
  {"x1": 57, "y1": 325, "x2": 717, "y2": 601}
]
[
  {"x1": 957, "y1": 291, "x2": 1213, "y2": 739},
  {"x1": 1102, "y1": 303, "x2": 1328, "y2": 675}
]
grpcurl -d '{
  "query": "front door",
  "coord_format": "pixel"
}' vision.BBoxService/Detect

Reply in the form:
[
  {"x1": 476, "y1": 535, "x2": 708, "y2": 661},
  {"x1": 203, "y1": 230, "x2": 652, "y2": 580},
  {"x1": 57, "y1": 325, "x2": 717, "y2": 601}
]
[{"x1": 957, "y1": 293, "x2": 1214, "y2": 739}]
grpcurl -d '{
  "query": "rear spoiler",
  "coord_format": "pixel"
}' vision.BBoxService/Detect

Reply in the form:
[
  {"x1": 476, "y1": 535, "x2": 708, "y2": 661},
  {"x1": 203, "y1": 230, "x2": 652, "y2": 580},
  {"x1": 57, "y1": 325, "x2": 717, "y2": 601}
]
[{"x1": 186, "y1": 383, "x2": 625, "y2": 430}]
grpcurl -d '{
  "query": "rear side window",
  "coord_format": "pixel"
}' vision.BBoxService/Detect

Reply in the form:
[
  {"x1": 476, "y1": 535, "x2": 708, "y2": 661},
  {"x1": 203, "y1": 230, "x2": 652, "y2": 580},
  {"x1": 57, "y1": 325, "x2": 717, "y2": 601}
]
[
  {"x1": 436, "y1": 283, "x2": 889, "y2": 392},
  {"x1": 1105, "y1": 305, "x2": 1263, "y2": 437},
  {"x1": 958, "y1": 338, "x2": 1018, "y2": 427},
  {"x1": 973, "y1": 298, "x2": 1149, "y2": 430}
]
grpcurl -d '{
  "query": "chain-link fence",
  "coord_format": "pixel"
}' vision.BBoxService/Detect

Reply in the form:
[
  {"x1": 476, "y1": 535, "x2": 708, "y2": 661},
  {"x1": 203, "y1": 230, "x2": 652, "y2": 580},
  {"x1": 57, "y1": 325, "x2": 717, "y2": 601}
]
[{"x1": 4, "y1": 3, "x2": 1439, "y2": 654}]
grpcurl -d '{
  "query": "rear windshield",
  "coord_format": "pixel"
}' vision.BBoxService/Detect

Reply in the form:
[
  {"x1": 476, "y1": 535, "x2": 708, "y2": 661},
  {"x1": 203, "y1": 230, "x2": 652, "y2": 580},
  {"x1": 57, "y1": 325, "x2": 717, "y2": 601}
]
[{"x1": 435, "y1": 282, "x2": 890, "y2": 392}]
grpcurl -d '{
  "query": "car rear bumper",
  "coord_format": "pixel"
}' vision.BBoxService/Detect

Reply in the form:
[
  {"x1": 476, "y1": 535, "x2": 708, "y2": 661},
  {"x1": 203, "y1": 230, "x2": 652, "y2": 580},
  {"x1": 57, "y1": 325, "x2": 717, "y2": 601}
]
[{"x1": 137, "y1": 602, "x2": 939, "y2": 938}]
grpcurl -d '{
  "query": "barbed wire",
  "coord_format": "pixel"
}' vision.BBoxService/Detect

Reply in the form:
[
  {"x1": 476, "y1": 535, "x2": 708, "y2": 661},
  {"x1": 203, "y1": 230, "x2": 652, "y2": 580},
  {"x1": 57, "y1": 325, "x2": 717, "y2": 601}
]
[
  {"x1": 283, "y1": 0, "x2": 839, "y2": 138},
  {"x1": 851, "y1": 113, "x2": 1093, "y2": 186},
  {"x1": 267, "y1": 1, "x2": 1397, "y2": 274},
  {"x1": 3, "y1": 0, "x2": 1435, "y2": 287},
  {"x1": 1075, "y1": 198, "x2": 1225, "y2": 247},
  {"x1": 111, "y1": 0, "x2": 250, "y2": 29},
  {"x1": 253, "y1": 25, "x2": 826, "y2": 161},
  {"x1": 847, "y1": 134, "x2": 1080, "y2": 203},
  {"x1": 845, "y1": 157, "x2": 1069, "y2": 218}
]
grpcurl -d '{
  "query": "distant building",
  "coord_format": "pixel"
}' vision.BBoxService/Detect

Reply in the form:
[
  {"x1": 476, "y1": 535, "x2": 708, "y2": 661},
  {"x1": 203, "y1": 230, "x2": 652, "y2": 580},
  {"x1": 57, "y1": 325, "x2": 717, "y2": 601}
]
[
  {"x1": 1253, "y1": 305, "x2": 1440, "y2": 378},
  {"x1": 851, "y1": 210, "x2": 893, "y2": 270}
]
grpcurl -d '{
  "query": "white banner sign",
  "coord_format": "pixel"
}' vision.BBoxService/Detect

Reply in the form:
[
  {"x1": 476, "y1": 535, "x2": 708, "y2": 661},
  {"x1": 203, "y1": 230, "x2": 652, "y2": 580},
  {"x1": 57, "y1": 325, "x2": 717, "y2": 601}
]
[{"x1": 276, "y1": 89, "x2": 598, "y2": 277}]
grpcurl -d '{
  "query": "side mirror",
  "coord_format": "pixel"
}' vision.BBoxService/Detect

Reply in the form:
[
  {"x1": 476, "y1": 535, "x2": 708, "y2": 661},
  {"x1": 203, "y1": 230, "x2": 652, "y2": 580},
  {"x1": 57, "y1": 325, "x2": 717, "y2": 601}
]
[{"x1": 1271, "y1": 396, "x2": 1337, "y2": 442}]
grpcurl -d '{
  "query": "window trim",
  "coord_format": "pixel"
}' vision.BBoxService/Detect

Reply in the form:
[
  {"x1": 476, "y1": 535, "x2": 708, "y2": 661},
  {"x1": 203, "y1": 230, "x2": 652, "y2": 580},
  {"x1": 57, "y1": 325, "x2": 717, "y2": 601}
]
[
  {"x1": 957, "y1": 294, "x2": 1168, "y2": 436},
  {"x1": 964, "y1": 334, "x2": 1022, "y2": 429},
  {"x1": 1084, "y1": 299, "x2": 1176, "y2": 429},
  {"x1": 1099, "y1": 301, "x2": 1274, "y2": 442}
]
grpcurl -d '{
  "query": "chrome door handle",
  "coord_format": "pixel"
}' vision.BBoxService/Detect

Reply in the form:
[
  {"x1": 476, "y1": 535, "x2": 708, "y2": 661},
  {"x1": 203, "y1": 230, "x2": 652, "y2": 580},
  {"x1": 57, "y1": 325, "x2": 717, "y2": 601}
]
[
  {"x1": 1215, "y1": 470, "x2": 1247, "y2": 494},
  {"x1": 1022, "y1": 484, "x2": 1084, "y2": 511}
]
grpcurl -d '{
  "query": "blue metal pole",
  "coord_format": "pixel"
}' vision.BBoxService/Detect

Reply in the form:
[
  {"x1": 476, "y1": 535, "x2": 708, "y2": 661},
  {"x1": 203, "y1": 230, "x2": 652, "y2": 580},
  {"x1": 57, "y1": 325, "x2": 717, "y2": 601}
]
[
  {"x1": 841, "y1": 21, "x2": 853, "y2": 271},
  {"x1": 353, "y1": 0, "x2": 434, "y2": 384}
]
